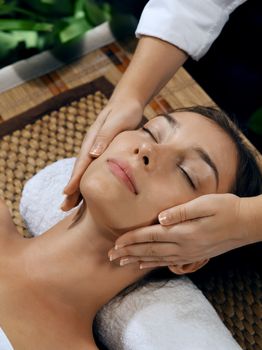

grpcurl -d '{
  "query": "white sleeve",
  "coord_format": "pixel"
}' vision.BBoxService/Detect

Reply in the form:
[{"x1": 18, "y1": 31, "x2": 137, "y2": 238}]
[{"x1": 135, "y1": 0, "x2": 247, "y2": 60}]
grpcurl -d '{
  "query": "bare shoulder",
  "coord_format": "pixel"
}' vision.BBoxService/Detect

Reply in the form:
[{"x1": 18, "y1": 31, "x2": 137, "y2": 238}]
[{"x1": 0, "y1": 197, "x2": 17, "y2": 234}]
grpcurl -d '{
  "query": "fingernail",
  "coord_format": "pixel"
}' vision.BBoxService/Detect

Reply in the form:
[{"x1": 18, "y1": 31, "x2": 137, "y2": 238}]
[
  {"x1": 158, "y1": 212, "x2": 169, "y2": 225},
  {"x1": 114, "y1": 244, "x2": 124, "y2": 250},
  {"x1": 90, "y1": 142, "x2": 104, "y2": 156},
  {"x1": 120, "y1": 258, "x2": 129, "y2": 266},
  {"x1": 139, "y1": 264, "x2": 144, "y2": 269},
  {"x1": 109, "y1": 254, "x2": 117, "y2": 261},
  {"x1": 60, "y1": 202, "x2": 65, "y2": 210},
  {"x1": 63, "y1": 187, "x2": 69, "y2": 195}
]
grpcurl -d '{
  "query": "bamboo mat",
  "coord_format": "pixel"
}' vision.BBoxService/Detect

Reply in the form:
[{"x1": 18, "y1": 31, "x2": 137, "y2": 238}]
[{"x1": 0, "y1": 42, "x2": 261, "y2": 350}]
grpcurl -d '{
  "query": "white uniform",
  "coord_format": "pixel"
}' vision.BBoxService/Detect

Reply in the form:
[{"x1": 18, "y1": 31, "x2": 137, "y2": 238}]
[{"x1": 136, "y1": 0, "x2": 247, "y2": 60}]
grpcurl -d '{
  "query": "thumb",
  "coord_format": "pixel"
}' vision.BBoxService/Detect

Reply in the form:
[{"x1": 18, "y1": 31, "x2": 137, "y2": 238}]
[
  {"x1": 64, "y1": 113, "x2": 107, "y2": 195},
  {"x1": 158, "y1": 195, "x2": 215, "y2": 226},
  {"x1": 89, "y1": 113, "x2": 132, "y2": 157}
]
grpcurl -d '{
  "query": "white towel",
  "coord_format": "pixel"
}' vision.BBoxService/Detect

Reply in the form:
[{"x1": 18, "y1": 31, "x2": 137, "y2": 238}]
[
  {"x1": 19, "y1": 158, "x2": 242, "y2": 350},
  {"x1": 0, "y1": 328, "x2": 13, "y2": 350}
]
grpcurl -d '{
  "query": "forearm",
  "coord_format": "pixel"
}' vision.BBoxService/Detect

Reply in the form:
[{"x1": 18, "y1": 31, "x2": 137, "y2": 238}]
[
  {"x1": 111, "y1": 36, "x2": 188, "y2": 107},
  {"x1": 242, "y1": 194, "x2": 262, "y2": 244}
]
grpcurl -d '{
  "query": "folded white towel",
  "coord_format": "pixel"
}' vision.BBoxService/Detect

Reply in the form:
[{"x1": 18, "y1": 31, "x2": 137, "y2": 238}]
[{"x1": 19, "y1": 158, "x2": 242, "y2": 350}]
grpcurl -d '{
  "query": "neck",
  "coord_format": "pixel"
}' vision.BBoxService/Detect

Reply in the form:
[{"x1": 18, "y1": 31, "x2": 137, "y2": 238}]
[{"x1": 22, "y1": 205, "x2": 148, "y2": 323}]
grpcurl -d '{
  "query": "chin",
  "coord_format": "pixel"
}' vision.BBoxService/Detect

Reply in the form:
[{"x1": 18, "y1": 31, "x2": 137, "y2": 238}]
[
  {"x1": 80, "y1": 161, "x2": 120, "y2": 204},
  {"x1": 79, "y1": 162, "x2": 129, "y2": 231}
]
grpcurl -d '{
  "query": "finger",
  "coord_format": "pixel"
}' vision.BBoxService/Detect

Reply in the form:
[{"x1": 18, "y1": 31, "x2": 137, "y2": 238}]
[
  {"x1": 89, "y1": 112, "x2": 133, "y2": 157},
  {"x1": 114, "y1": 224, "x2": 177, "y2": 249},
  {"x1": 64, "y1": 113, "x2": 107, "y2": 195},
  {"x1": 63, "y1": 142, "x2": 96, "y2": 196},
  {"x1": 117, "y1": 255, "x2": 179, "y2": 266},
  {"x1": 158, "y1": 195, "x2": 215, "y2": 226},
  {"x1": 63, "y1": 157, "x2": 90, "y2": 196},
  {"x1": 139, "y1": 261, "x2": 170, "y2": 270},
  {"x1": 60, "y1": 192, "x2": 82, "y2": 212},
  {"x1": 67, "y1": 108, "x2": 127, "y2": 192},
  {"x1": 109, "y1": 242, "x2": 179, "y2": 260},
  {"x1": 60, "y1": 191, "x2": 82, "y2": 211}
]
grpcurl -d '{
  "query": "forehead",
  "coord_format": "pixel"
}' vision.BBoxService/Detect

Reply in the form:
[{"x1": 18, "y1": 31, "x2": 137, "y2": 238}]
[
  {"x1": 164, "y1": 111, "x2": 230, "y2": 140},
  {"x1": 170, "y1": 111, "x2": 219, "y2": 128}
]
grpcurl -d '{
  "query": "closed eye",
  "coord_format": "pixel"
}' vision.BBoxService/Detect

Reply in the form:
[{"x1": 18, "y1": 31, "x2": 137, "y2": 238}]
[
  {"x1": 142, "y1": 126, "x2": 158, "y2": 143},
  {"x1": 178, "y1": 166, "x2": 196, "y2": 190}
]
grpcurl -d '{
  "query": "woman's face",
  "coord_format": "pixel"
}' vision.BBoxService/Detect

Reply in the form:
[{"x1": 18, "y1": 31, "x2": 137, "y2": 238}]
[{"x1": 80, "y1": 112, "x2": 238, "y2": 235}]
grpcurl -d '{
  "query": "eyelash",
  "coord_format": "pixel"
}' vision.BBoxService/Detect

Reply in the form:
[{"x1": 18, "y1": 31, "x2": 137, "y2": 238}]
[
  {"x1": 178, "y1": 166, "x2": 196, "y2": 190},
  {"x1": 142, "y1": 126, "x2": 196, "y2": 190},
  {"x1": 142, "y1": 126, "x2": 158, "y2": 143}
]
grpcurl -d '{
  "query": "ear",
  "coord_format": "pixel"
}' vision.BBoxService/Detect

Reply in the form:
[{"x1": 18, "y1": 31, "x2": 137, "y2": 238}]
[{"x1": 168, "y1": 259, "x2": 209, "y2": 275}]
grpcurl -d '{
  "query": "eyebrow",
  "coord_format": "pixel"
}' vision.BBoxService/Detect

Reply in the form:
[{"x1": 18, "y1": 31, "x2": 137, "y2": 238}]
[
  {"x1": 193, "y1": 147, "x2": 219, "y2": 189},
  {"x1": 160, "y1": 113, "x2": 219, "y2": 189},
  {"x1": 160, "y1": 113, "x2": 179, "y2": 129}
]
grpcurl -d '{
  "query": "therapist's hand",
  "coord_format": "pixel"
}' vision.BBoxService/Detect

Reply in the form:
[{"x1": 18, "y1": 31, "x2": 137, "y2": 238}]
[
  {"x1": 108, "y1": 193, "x2": 256, "y2": 269},
  {"x1": 61, "y1": 98, "x2": 143, "y2": 211}
]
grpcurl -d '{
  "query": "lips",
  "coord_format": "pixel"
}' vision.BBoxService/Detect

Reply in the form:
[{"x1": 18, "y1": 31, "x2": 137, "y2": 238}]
[{"x1": 107, "y1": 158, "x2": 138, "y2": 195}]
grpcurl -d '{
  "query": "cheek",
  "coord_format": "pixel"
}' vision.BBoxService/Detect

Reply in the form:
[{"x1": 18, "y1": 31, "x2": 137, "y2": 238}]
[
  {"x1": 143, "y1": 177, "x2": 196, "y2": 215},
  {"x1": 80, "y1": 158, "x2": 118, "y2": 202},
  {"x1": 79, "y1": 162, "x2": 127, "y2": 230},
  {"x1": 101, "y1": 131, "x2": 137, "y2": 156},
  {"x1": 79, "y1": 157, "x2": 146, "y2": 232}
]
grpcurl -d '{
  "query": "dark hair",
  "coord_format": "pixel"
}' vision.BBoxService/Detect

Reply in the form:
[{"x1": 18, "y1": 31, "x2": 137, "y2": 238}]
[{"x1": 113, "y1": 105, "x2": 262, "y2": 299}]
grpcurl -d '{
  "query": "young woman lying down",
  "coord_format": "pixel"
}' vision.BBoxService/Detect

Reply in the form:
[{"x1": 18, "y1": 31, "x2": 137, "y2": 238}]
[{"x1": 0, "y1": 106, "x2": 261, "y2": 350}]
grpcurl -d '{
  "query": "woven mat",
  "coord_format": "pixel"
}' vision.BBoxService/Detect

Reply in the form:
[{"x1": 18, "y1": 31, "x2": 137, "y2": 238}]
[
  {"x1": 0, "y1": 43, "x2": 261, "y2": 350},
  {"x1": 0, "y1": 78, "x2": 111, "y2": 236}
]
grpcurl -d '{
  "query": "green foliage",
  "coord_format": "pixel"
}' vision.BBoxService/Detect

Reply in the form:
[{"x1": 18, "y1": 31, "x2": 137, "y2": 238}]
[
  {"x1": 0, "y1": 0, "x2": 113, "y2": 68},
  {"x1": 20, "y1": 0, "x2": 74, "y2": 17},
  {"x1": 0, "y1": 0, "x2": 138, "y2": 70},
  {"x1": 0, "y1": 19, "x2": 53, "y2": 31},
  {"x1": 58, "y1": 17, "x2": 91, "y2": 43},
  {"x1": 0, "y1": 31, "x2": 18, "y2": 61}
]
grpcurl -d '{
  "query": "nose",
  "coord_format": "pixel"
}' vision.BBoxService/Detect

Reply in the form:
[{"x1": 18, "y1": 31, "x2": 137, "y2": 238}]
[{"x1": 134, "y1": 142, "x2": 155, "y2": 170}]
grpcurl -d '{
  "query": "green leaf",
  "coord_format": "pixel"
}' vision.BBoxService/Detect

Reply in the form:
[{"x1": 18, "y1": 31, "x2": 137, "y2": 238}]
[
  {"x1": 0, "y1": 3, "x2": 47, "y2": 21},
  {"x1": 74, "y1": 0, "x2": 86, "y2": 19},
  {"x1": 0, "y1": 19, "x2": 53, "y2": 32},
  {"x1": 36, "y1": 32, "x2": 50, "y2": 50},
  {"x1": 248, "y1": 107, "x2": 262, "y2": 136},
  {"x1": 84, "y1": 0, "x2": 110, "y2": 26},
  {"x1": 58, "y1": 18, "x2": 92, "y2": 44},
  {"x1": 12, "y1": 30, "x2": 38, "y2": 49},
  {"x1": 21, "y1": 0, "x2": 73, "y2": 17},
  {"x1": 0, "y1": 31, "x2": 18, "y2": 61},
  {"x1": 0, "y1": 1, "x2": 17, "y2": 16}
]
